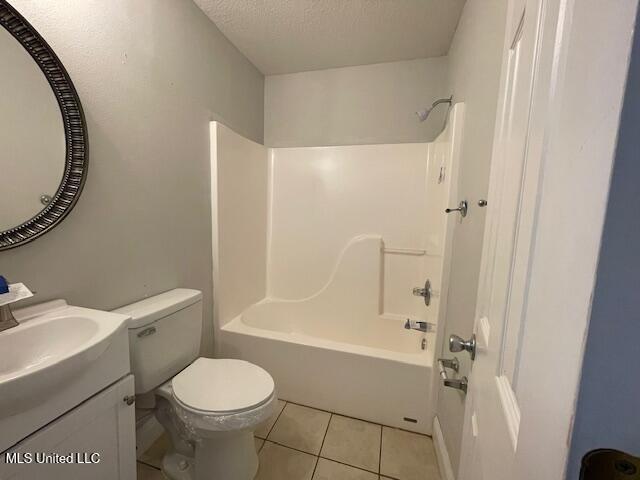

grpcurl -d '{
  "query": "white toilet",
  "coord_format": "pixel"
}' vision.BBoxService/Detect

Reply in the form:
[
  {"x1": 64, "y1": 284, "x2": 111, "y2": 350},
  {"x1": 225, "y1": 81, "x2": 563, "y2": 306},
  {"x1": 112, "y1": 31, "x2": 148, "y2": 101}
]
[{"x1": 115, "y1": 288, "x2": 276, "y2": 480}]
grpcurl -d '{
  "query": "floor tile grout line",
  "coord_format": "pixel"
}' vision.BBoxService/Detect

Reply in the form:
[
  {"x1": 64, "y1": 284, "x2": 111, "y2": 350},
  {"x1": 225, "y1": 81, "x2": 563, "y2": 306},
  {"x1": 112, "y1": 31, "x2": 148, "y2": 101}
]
[
  {"x1": 253, "y1": 400, "x2": 290, "y2": 440},
  {"x1": 137, "y1": 459, "x2": 161, "y2": 471},
  {"x1": 259, "y1": 441, "x2": 404, "y2": 480},
  {"x1": 313, "y1": 413, "x2": 382, "y2": 475},
  {"x1": 311, "y1": 412, "x2": 332, "y2": 478},
  {"x1": 379, "y1": 424, "x2": 383, "y2": 475},
  {"x1": 311, "y1": 455, "x2": 320, "y2": 480},
  {"x1": 263, "y1": 439, "x2": 322, "y2": 458},
  {"x1": 284, "y1": 400, "x2": 384, "y2": 427},
  {"x1": 258, "y1": 400, "x2": 288, "y2": 441},
  {"x1": 264, "y1": 435, "x2": 389, "y2": 476},
  {"x1": 281, "y1": 399, "x2": 433, "y2": 440},
  {"x1": 261, "y1": 407, "x2": 391, "y2": 476},
  {"x1": 265, "y1": 429, "x2": 385, "y2": 478},
  {"x1": 318, "y1": 454, "x2": 384, "y2": 477},
  {"x1": 283, "y1": 399, "x2": 336, "y2": 416}
]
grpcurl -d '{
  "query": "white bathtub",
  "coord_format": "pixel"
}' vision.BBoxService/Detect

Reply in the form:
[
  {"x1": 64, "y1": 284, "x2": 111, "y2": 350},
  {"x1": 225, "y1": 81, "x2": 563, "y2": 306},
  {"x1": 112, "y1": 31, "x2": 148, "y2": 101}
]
[{"x1": 219, "y1": 298, "x2": 435, "y2": 434}]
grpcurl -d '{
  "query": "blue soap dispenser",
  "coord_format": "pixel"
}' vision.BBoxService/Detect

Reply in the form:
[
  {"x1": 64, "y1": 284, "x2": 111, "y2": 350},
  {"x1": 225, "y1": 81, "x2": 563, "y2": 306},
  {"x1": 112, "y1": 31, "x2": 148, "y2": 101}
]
[{"x1": 0, "y1": 276, "x2": 9, "y2": 294}]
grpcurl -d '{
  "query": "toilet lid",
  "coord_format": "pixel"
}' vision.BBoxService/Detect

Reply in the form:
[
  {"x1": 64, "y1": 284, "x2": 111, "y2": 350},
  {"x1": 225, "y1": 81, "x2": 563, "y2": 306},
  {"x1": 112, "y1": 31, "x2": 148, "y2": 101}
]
[{"x1": 172, "y1": 358, "x2": 275, "y2": 414}]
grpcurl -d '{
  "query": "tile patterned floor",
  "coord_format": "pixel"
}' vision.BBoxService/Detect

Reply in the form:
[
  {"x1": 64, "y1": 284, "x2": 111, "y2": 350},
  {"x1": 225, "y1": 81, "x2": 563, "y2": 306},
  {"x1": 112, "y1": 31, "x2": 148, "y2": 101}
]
[{"x1": 137, "y1": 400, "x2": 441, "y2": 480}]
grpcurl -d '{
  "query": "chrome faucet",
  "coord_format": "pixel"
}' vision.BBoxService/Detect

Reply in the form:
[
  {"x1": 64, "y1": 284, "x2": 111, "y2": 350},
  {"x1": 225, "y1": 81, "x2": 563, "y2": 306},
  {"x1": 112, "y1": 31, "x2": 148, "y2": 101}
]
[
  {"x1": 0, "y1": 277, "x2": 31, "y2": 332},
  {"x1": 0, "y1": 304, "x2": 19, "y2": 332}
]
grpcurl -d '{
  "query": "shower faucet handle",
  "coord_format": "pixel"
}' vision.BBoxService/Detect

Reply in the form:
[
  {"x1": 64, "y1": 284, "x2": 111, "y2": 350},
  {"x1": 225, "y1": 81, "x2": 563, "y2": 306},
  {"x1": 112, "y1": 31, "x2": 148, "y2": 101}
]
[
  {"x1": 412, "y1": 279, "x2": 433, "y2": 306},
  {"x1": 445, "y1": 200, "x2": 468, "y2": 218}
]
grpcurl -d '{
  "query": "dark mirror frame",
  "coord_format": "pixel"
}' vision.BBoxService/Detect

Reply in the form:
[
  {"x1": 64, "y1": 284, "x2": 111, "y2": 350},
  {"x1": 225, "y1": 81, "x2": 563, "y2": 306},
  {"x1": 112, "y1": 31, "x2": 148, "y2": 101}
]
[{"x1": 0, "y1": 0, "x2": 88, "y2": 251}]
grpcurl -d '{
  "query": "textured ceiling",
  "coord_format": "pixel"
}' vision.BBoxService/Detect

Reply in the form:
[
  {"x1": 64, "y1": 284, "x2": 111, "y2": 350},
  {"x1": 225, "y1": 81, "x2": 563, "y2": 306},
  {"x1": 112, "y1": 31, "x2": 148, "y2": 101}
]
[{"x1": 193, "y1": 0, "x2": 466, "y2": 75}]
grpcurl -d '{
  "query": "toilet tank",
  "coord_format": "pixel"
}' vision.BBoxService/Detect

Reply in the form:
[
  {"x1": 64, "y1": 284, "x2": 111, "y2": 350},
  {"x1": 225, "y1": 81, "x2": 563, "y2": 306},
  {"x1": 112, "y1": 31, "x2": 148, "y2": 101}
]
[{"x1": 114, "y1": 289, "x2": 203, "y2": 394}]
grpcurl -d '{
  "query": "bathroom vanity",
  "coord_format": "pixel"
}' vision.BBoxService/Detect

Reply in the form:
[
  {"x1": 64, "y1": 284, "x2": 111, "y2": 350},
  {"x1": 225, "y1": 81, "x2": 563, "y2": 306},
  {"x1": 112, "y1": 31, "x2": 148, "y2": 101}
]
[{"x1": 0, "y1": 301, "x2": 136, "y2": 480}]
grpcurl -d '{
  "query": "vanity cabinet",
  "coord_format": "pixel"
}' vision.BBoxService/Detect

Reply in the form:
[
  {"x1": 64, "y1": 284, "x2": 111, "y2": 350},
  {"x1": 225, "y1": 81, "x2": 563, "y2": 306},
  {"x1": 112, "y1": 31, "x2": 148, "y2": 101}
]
[{"x1": 0, "y1": 375, "x2": 136, "y2": 480}]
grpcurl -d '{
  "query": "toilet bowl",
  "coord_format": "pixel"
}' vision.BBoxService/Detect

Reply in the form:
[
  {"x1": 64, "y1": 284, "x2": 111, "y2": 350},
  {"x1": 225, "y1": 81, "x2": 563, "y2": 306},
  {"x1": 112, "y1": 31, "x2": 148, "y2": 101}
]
[{"x1": 114, "y1": 289, "x2": 276, "y2": 480}]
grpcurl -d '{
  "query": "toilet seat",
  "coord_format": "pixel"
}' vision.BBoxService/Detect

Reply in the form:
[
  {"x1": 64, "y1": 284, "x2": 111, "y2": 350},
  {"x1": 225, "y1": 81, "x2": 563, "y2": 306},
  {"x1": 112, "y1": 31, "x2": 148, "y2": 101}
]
[
  {"x1": 154, "y1": 357, "x2": 277, "y2": 436},
  {"x1": 172, "y1": 358, "x2": 275, "y2": 414}
]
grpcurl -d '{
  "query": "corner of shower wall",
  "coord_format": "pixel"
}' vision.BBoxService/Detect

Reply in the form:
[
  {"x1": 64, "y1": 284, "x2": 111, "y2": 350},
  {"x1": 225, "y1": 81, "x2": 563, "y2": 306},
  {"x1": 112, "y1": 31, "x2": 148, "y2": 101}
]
[
  {"x1": 427, "y1": 103, "x2": 467, "y2": 440},
  {"x1": 264, "y1": 146, "x2": 277, "y2": 300},
  {"x1": 210, "y1": 121, "x2": 269, "y2": 349}
]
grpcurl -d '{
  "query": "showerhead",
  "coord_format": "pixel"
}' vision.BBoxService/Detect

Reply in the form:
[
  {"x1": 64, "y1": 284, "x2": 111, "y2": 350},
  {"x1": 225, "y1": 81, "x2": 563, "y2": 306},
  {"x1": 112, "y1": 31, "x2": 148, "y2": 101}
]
[
  {"x1": 416, "y1": 107, "x2": 432, "y2": 122},
  {"x1": 416, "y1": 95, "x2": 453, "y2": 122}
]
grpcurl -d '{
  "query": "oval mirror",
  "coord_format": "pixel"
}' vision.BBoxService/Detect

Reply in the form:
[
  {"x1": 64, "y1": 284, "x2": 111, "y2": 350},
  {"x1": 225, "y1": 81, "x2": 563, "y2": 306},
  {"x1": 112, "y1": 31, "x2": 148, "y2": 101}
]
[{"x1": 0, "y1": 2, "x2": 88, "y2": 250}]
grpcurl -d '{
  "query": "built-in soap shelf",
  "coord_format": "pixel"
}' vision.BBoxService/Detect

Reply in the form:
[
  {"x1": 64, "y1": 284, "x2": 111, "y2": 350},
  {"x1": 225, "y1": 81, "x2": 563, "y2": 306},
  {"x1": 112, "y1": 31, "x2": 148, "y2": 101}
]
[
  {"x1": 379, "y1": 238, "x2": 442, "y2": 322},
  {"x1": 382, "y1": 247, "x2": 443, "y2": 257},
  {"x1": 382, "y1": 237, "x2": 442, "y2": 257},
  {"x1": 383, "y1": 247, "x2": 428, "y2": 256}
]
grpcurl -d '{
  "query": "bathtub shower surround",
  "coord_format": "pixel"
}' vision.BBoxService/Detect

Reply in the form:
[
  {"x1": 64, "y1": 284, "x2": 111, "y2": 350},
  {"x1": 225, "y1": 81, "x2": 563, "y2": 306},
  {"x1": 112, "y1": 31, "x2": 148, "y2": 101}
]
[{"x1": 211, "y1": 105, "x2": 464, "y2": 434}]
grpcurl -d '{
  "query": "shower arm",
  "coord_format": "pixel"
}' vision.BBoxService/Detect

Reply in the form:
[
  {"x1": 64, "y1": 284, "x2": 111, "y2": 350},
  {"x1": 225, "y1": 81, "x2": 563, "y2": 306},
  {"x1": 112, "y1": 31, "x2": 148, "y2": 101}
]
[
  {"x1": 431, "y1": 97, "x2": 453, "y2": 109},
  {"x1": 416, "y1": 95, "x2": 453, "y2": 122}
]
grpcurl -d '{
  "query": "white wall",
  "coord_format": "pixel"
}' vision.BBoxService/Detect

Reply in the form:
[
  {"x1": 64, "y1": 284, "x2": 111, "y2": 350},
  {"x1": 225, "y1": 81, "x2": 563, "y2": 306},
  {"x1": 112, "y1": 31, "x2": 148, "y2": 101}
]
[
  {"x1": 264, "y1": 58, "x2": 450, "y2": 147},
  {"x1": 435, "y1": 0, "x2": 507, "y2": 473},
  {"x1": 211, "y1": 122, "x2": 268, "y2": 329},
  {"x1": 0, "y1": 0, "x2": 264, "y2": 354},
  {"x1": 567, "y1": 3, "x2": 640, "y2": 476},
  {"x1": 267, "y1": 143, "x2": 437, "y2": 322}
]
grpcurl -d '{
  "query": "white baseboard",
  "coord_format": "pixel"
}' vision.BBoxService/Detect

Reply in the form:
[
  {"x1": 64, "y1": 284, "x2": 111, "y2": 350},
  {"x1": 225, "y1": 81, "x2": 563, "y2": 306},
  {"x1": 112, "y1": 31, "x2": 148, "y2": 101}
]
[
  {"x1": 433, "y1": 416, "x2": 455, "y2": 480},
  {"x1": 136, "y1": 415, "x2": 164, "y2": 458}
]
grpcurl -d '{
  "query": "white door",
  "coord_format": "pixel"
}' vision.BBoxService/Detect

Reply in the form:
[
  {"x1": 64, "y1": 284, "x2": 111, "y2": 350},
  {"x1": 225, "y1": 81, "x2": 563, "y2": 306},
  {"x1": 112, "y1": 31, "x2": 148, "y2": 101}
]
[
  {"x1": 455, "y1": 0, "x2": 638, "y2": 478},
  {"x1": 456, "y1": 1, "x2": 546, "y2": 478},
  {"x1": 460, "y1": 0, "x2": 600, "y2": 477}
]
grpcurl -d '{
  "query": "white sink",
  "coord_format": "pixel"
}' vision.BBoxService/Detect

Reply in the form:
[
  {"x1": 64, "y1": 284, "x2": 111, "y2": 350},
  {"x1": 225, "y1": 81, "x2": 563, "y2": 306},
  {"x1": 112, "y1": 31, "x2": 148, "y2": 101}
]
[{"x1": 0, "y1": 300, "x2": 131, "y2": 452}]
